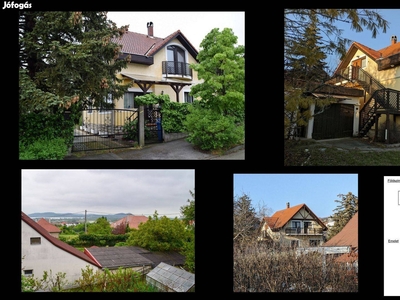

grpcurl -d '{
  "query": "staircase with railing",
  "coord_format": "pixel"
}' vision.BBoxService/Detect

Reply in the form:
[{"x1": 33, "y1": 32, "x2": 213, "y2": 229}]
[{"x1": 335, "y1": 66, "x2": 400, "y2": 136}]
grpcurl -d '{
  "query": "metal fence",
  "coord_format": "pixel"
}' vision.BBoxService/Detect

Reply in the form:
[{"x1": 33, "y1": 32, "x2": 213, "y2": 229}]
[{"x1": 72, "y1": 108, "x2": 138, "y2": 152}]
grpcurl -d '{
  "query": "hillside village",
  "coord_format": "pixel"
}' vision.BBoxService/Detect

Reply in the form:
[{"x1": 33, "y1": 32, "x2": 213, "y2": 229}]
[{"x1": 21, "y1": 211, "x2": 195, "y2": 292}]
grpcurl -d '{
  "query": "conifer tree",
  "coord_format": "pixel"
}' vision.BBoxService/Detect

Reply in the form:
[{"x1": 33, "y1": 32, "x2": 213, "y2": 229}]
[
  {"x1": 284, "y1": 9, "x2": 388, "y2": 139},
  {"x1": 327, "y1": 192, "x2": 358, "y2": 240},
  {"x1": 19, "y1": 11, "x2": 131, "y2": 115},
  {"x1": 233, "y1": 193, "x2": 260, "y2": 243}
]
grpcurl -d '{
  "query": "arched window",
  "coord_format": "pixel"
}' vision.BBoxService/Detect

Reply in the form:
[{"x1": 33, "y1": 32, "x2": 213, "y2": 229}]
[{"x1": 167, "y1": 45, "x2": 186, "y2": 75}]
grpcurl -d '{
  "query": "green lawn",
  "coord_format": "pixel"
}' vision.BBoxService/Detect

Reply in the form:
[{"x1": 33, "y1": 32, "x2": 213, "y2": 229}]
[{"x1": 284, "y1": 140, "x2": 400, "y2": 166}]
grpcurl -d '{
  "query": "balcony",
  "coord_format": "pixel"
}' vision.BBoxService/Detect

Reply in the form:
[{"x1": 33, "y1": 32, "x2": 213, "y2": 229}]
[
  {"x1": 162, "y1": 61, "x2": 192, "y2": 80},
  {"x1": 285, "y1": 227, "x2": 324, "y2": 235}
]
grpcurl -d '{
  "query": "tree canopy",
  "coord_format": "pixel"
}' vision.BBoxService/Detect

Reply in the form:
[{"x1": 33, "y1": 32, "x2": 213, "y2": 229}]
[
  {"x1": 126, "y1": 211, "x2": 187, "y2": 252},
  {"x1": 19, "y1": 11, "x2": 131, "y2": 115},
  {"x1": 327, "y1": 192, "x2": 358, "y2": 240},
  {"x1": 233, "y1": 193, "x2": 260, "y2": 243},
  {"x1": 190, "y1": 27, "x2": 244, "y2": 117}
]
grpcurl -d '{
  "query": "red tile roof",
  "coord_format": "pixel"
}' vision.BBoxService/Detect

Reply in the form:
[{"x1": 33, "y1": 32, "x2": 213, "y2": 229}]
[
  {"x1": 323, "y1": 211, "x2": 358, "y2": 250},
  {"x1": 111, "y1": 215, "x2": 148, "y2": 230},
  {"x1": 263, "y1": 203, "x2": 327, "y2": 230},
  {"x1": 37, "y1": 218, "x2": 61, "y2": 233},
  {"x1": 334, "y1": 40, "x2": 400, "y2": 73},
  {"x1": 21, "y1": 211, "x2": 101, "y2": 268}
]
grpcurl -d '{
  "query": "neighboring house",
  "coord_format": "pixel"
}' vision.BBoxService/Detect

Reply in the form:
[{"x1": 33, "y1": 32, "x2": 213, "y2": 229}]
[
  {"x1": 84, "y1": 246, "x2": 186, "y2": 274},
  {"x1": 323, "y1": 211, "x2": 358, "y2": 268},
  {"x1": 259, "y1": 202, "x2": 328, "y2": 248},
  {"x1": 21, "y1": 212, "x2": 101, "y2": 290},
  {"x1": 146, "y1": 262, "x2": 195, "y2": 292},
  {"x1": 111, "y1": 215, "x2": 148, "y2": 230},
  {"x1": 301, "y1": 35, "x2": 400, "y2": 142},
  {"x1": 37, "y1": 217, "x2": 62, "y2": 238}
]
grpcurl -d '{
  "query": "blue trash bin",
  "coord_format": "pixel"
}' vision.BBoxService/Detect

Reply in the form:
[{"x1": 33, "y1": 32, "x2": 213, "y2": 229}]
[{"x1": 156, "y1": 118, "x2": 162, "y2": 141}]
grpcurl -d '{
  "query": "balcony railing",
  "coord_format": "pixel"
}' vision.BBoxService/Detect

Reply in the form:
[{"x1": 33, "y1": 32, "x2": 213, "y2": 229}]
[
  {"x1": 285, "y1": 227, "x2": 324, "y2": 235},
  {"x1": 162, "y1": 61, "x2": 192, "y2": 79}
]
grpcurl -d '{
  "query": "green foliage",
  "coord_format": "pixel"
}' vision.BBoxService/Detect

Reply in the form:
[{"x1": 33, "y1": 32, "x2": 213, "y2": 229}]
[
  {"x1": 180, "y1": 190, "x2": 195, "y2": 227},
  {"x1": 19, "y1": 111, "x2": 74, "y2": 146},
  {"x1": 88, "y1": 216, "x2": 112, "y2": 235},
  {"x1": 184, "y1": 105, "x2": 244, "y2": 151},
  {"x1": 21, "y1": 275, "x2": 35, "y2": 292},
  {"x1": 327, "y1": 192, "x2": 358, "y2": 240},
  {"x1": 181, "y1": 228, "x2": 195, "y2": 273},
  {"x1": 160, "y1": 101, "x2": 191, "y2": 133},
  {"x1": 72, "y1": 266, "x2": 158, "y2": 292},
  {"x1": 122, "y1": 119, "x2": 138, "y2": 140},
  {"x1": 22, "y1": 270, "x2": 68, "y2": 292},
  {"x1": 19, "y1": 11, "x2": 131, "y2": 110},
  {"x1": 126, "y1": 211, "x2": 187, "y2": 252},
  {"x1": 76, "y1": 233, "x2": 128, "y2": 247},
  {"x1": 134, "y1": 93, "x2": 169, "y2": 106},
  {"x1": 19, "y1": 138, "x2": 69, "y2": 160},
  {"x1": 187, "y1": 28, "x2": 244, "y2": 150},
  {"x1": 190, "y1": 28, "x2": 245, "y2": 116}
]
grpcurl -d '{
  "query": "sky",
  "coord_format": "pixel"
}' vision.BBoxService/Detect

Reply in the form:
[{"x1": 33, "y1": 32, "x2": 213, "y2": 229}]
[
  {"x1": 233, "y1": 174, "x2": 358, "y2": 218},
  {"x1": 322, "y1": 9, "x2": 400, "y2": 72},
  {"x1": 106, "y1": 11, "x2": 245, "y2": 52},
  {"x1": 21, "y1": 169, "x2": 194, "y2": 217}
]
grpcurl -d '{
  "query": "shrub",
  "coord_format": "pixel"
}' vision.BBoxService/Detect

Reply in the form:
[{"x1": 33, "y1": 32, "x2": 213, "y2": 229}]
[
  {"x1": 19, "y1": 138, "x2": 69, "y2": 160},
  {"x1": 184, "y1": 106, "x2": 244, "y2": 151}
]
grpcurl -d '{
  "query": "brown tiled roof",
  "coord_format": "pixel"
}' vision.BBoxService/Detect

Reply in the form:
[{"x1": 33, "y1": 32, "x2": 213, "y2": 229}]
[
  {"x1": 323, "y1": 211, "x2": 358, "y2": 250},
  {"x1": 263, "y1": 203, "x2": 327, "y2": 230},
  {"x1": 111, "y1": 29, "x2": 198, "y2": 59},
  {"x1": 111, "y1": 215, "x2": 148, "y2": 229},
  {"x1": 37, "y1": 218, "x2": 61, "y2": 233},
  {"x1": 21, "y1": 212, "x2": 101, "y2": 268}
]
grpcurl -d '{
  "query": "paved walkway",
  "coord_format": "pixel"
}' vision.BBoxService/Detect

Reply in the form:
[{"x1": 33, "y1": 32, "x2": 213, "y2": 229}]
[
  {"x1": 64, "y1": 138, "x2": 245, "y2": 160},
  {"x1": 314, "y1": 137, "x2": 400, "y2": 152}
]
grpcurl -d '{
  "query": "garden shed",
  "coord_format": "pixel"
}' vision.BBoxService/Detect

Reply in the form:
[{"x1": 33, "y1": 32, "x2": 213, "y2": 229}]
[{"x1": 146, "y1": 262, "x2": 195, "y2": 292}]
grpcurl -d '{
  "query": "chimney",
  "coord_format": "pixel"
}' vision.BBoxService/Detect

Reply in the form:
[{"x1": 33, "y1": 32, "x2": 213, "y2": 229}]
[
  {"x1": 147, "y1": 22, "x2": 153, "y2": 37},
  {"x1": 391, "y1": 35, "x2": 397, "y2": 45},
  {"x1": 286, "y1": 202, "x2": 290, "y2": 208}
]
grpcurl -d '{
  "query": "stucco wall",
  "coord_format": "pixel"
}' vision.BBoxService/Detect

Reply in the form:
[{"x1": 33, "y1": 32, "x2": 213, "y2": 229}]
[{"x1": 21, "y1": 221, "x2": 100, "y2": 289}]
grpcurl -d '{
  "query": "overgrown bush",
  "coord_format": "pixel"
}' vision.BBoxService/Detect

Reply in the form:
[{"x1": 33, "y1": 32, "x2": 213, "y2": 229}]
[
  {"x1": 160, "y1": 101, "x2": 191, "y2": 133},
  {"x1": 19, "y1": 112, "x2": 74, "y2": 160},
  {"x1": 184, "y1": 106, "x2": 244, "y2": 151},
  {"x1": 19, "y1": 138, "x2": 69, "y2": 160},
  {"x1": 233, "y1": 241, "x2": 358, "y2": 292}
]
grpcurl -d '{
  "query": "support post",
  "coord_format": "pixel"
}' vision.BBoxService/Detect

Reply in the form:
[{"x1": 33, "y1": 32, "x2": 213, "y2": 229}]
[{"x1": 138, "y1": 105, "x2": 145, "y2": 147}]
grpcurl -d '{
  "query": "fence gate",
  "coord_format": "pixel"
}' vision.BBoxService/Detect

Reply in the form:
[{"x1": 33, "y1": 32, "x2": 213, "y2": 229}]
[
  {"x1": 72, "y1": 107, "x2": 163, "y2": 152},
  {"x1": 144, "y1": 104, "x2": 163, "y2": 144}
]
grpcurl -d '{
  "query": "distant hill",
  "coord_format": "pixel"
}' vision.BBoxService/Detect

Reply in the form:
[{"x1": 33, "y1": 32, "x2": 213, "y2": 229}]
[{"x1": 27, "y1": 212, "x2": 135, "y2": 222}]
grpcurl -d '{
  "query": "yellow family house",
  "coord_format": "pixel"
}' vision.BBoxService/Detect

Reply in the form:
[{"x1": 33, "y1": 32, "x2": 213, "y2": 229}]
[
  {"x1": 302, "y1": 35, "x2": 400, "y2": 143},
  {"x1": 76, "y1": 22, "x2": 202, "y2": 149}
]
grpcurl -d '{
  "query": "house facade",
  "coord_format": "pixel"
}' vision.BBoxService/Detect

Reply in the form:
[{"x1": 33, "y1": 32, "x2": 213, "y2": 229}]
[
  {"x1": 303, "y1": 35, "x2": 400, "y2": 142},
  {"x1": 21, "y1": 212, "x2": 101, "y2": 290},
  {"x1": 259, "y1": 203, "x2": 328, "y2": 248},
  {"x1": 78, "y1": 21, "x2": 201, "y2": 142},
  {"x1": 113, "y1": 22, "x2": 201, "y2": 107}
]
